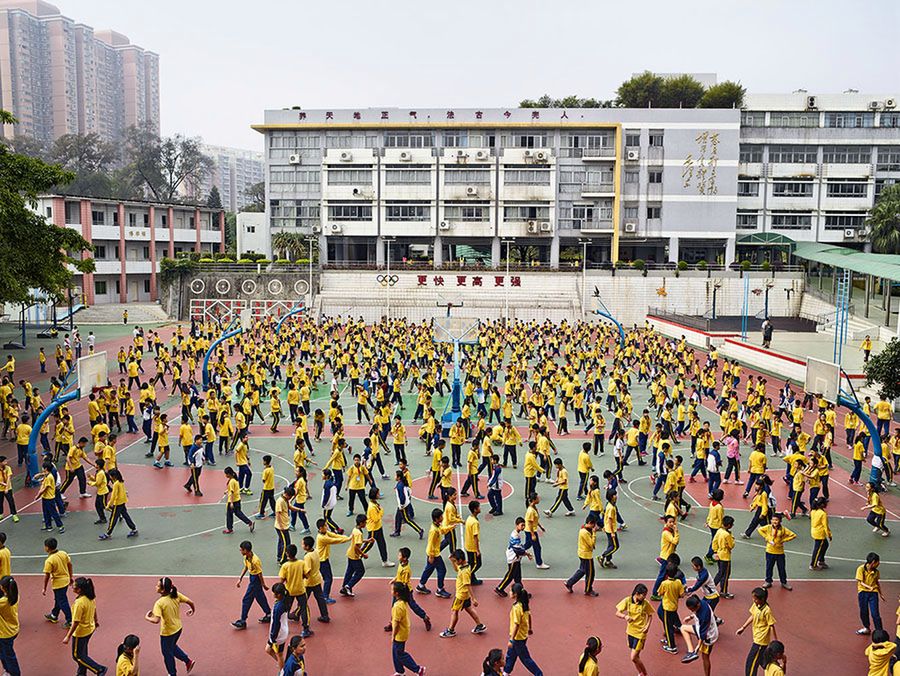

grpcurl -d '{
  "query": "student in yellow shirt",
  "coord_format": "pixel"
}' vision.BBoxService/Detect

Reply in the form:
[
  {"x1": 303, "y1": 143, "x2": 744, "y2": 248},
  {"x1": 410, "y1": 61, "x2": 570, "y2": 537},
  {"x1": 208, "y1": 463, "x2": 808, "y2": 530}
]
[
  {"x1": 439, "y1": 549, "x2": 485, "y2": 638},
  {"x1": 63, "y1": 577, "x2": 106, "y2": 674},
  {"x1": 278, "y1": 543, "x2": 312, "y2": 636},
  {"x1": 503, "y1": 583, "x2": 542, "y2": 675},
  {"x1": 757, "y1": 514, "x2": 796, "y2": 590},
  {"x1": 615, "y1": 583, "x2": 653, "y2": 676},
  {"x1": 37, "y1": 460, "x2": 65, "y2": 532},
  {"x1": 222, "y1": 467, "x2": 255, "y2": 535},
  {"x1": 256, "y1": 455, "x2": 277, "y2": 519},
  {"x1": 42, "y1": 536, "x2": 72, "y2": 625},
  {"x1": 0, "y1": 456, "x2": 19, "y2": 523},
  {"x1": 855, "y1": 552, "x2": 885, "y2": 636},
  {"x1": 100, "y1": 469, "x2": 138, "y2": 540},
  {"x1": 390, "y1": 582, "x2": 425, "y2": 675},
  {"x1": 576, "y1": 442, "x2": 594, "y2": 500},
  {"x1": 564, "y1": 514, "x2": 600, "y2": 596},
  {"x1": 712, "y1": 516, "x2": 736, "y2": 599},
  {"x1": 232, "y1": 540, "x2": 271, "y2": 628},
  {"x1": 863, "y1": 482, "x2": 890, "y2": 538},
  {"x1": 339, "y1": 514, "x2": 374, "y2": 597},
  {"x1": 657, "y1": 563, "x2": 685, "y2": 653},
  {"x1": 808, "y1": 497, "x2": 832, "y2": 570},
  {"x1": 143, "y1": 576, "x2": 196, "y2": 674},
  {"x1": 0, "y1": 574, "x2": 19, "y2": 675},
  {"x1": 360, "y1": 488, "x2": 393, "y2": 568},
  {"x1": 736, "y1": 586, "x2": 777, "y2": 675},
  {"x1": 865, "y1": 631, "x2": 896, "y2": 676}
]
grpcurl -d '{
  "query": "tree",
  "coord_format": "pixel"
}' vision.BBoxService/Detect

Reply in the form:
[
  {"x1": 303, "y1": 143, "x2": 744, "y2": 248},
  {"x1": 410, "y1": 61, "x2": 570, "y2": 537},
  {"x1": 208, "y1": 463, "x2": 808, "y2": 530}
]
[
  {"x1": 240, "y1": 181, "x2": 265, "y2": 212},
  {"x1": 698, "y1": 81, "x2": 746, "y2": 108},
  {"x1": 224, "y1": 212, "x2": 237, "y2": 254},
  {"x1": 50, "y1": 133, "x2": 117, "y2": 174},
  {"x1": 616, "y1": 71, "x2": 665, "y2": 108},
  {"x1": 661, "y1": 74, "x2": 705, "y2": 108},
  {"x1": 4, "y1": 134, "x2": 50, "y2": 160},
  {"x1": 206, "y1": 186, "x2": 223, "y2": 210},
  {"x1": 519, "y1": 94, "x2": 613, "y2": 108},
  {"x1": 865, "y1": 337, "x2": 900, "y2": 400},
  {"x1": 123, "y1": 123, "x2": 212, "y2": 202},
  {"x1": 0, "y1": 110, "x2": 94, "y2": 304},
  {"x1": 867, "y1": 184, "x2": 900, "y2": 254},
  {"x1": 271, "y1": 231, "x2": 305, "y2": 261}
]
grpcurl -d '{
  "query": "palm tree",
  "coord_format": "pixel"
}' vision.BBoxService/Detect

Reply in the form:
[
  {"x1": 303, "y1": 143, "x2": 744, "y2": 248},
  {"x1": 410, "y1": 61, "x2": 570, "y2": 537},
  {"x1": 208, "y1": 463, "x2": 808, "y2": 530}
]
[
  {"x1": 271, "y1": 231, "x2": 299, "y2": 261},
  {"x1": 867, "y1": 184, "x2": 900, "y2": 254}
]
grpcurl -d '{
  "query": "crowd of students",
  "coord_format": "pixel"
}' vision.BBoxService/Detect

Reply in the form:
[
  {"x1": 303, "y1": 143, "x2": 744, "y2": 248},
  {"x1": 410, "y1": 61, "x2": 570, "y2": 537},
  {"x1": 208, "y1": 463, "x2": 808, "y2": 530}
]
[{"x1": 0, "y1": 315, "x2": 898, "y2": 674}]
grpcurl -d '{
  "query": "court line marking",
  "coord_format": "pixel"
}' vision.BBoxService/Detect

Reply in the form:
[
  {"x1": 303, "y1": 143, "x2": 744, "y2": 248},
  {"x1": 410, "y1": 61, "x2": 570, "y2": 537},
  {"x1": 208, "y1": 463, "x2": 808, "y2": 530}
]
[{"x1": 622, "y1": 471, "x2": 900, "y2": 566}]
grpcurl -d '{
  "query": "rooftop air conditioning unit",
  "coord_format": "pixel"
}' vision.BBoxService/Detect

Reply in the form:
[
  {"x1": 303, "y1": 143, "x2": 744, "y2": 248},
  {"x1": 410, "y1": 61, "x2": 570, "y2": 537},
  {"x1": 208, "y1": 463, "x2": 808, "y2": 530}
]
[
  {"x1": 843, "y1": 228, "x2": 856, "y2": 239},
  {"x1": 311, "y1": 225, "x2": 322, "y2": 234},
  {"x1": 869, "y1": 101, "x2": 880, "y2": 110},
  {"x1": 475, "y1": 150, "x2": 489, "y2": 160},
  {"x1": 626, "y1": 149, "x2": 640, "y2": 161},
  {"x1": 535, "y1": 151, "x2": 548, "y2": 162},
  {"x1": 288, "y1": 154, "x2": 301, "y2": 165},
  {"x1": 806, "y1": 95, "x2": 818, "y2": 110},
  {"x1": 526, "y1": 220, "x2": 538, "y2": 234},
  {"x1": 523, "y1": 150, "x2": 534, "y2": 158},
  {"x1": 624, "y1": 222, "x2": 637, "y2": 233},
  {"x1": 329, "y1": 223, "x2": 343, "y2": 234},
  {"x1": 438, "y1": 221, "x2": 451, "y2": 231},
  {"x1": 886, "y1": 98, "x2": 897, "y2": 109},
  {"x1": 465, "y1": 186, "x2": 478, "y2": 196},
  {"x1": 539, "y1": 221, "x2": 551, "y2": 233},
  {"x1": 399, "y1": 151, "x2": 412, "y2": 162},
  {"x1": 339, "y1": 151, "x2": 352, "y2": 162}
]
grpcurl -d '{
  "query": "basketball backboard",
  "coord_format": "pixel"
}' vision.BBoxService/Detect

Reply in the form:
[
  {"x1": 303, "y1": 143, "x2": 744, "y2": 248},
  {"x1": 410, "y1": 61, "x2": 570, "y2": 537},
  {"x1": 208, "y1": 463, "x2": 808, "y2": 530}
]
[
  {"x1": 805, "y1": 357, "x2": 841, "y2": 404},
  {"x1": 240, "y1": 309, "x2": 253, "y2": 331},
  {"x1": 76, "y1": 352, "x2": 108, "y2": 397},
  {"x1": 433, "y1": 316, "x2": 479, "y2": 344}
]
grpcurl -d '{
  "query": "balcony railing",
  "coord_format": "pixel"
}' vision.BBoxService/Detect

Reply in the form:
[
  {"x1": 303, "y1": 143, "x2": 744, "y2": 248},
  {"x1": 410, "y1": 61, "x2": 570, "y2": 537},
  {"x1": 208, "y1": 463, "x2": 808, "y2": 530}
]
[{"x1": 581, "y1": 147, "x2": 616, "y2": 159}]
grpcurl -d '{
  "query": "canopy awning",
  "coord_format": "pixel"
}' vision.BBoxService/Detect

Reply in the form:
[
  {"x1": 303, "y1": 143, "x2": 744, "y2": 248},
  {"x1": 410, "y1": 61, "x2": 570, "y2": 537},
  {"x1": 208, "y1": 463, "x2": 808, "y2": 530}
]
[
  {"x1": 736, "y1": 233, "x2": 795, "y2": 246},
  {"x1": 791, "y1": 242, "x2": 900, "y2": 282}
]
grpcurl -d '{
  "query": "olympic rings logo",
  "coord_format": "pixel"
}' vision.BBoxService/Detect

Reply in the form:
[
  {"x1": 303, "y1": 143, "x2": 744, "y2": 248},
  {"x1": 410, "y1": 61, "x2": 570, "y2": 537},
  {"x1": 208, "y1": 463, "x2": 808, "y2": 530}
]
[{"x1": 377, "y1": 274, "x2": 399, "y2": 287}]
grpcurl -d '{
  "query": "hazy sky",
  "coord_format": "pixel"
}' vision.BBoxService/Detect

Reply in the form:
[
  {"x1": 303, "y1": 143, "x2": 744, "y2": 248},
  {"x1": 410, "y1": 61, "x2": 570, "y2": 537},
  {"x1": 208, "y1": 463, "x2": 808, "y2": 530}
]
[{"x1": 68, "y1": 0, "x2": 900, "y2": 150}]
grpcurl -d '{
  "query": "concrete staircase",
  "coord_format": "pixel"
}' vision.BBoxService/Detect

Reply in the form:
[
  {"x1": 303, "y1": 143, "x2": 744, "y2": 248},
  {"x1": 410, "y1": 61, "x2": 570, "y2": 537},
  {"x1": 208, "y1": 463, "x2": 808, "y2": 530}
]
[{"x1": 77, "y1": 302, "x2": 171, "y2": 325}]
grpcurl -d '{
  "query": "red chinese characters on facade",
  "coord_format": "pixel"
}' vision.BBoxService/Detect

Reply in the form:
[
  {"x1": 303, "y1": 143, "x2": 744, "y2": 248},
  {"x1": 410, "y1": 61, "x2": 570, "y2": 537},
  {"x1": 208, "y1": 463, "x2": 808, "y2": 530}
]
[
  {"x1": 381, "y1": 111, "x2": 390, "y2": 120},
  {"x1": 531, "y1": 111, "x2": 540, "y2": 120},
  {"x1": 472, "y1": 276, "x2": 483, "y2": 287},
  {"x1": 409, "y1": 111, "x2": 417, "y2": 119},
  {"x1": 297, "y1": 112, "x2": 307, "y2": 121},
  {"x1": 353, "y1": 112, "x2": 361, "y2": 120},
  {"x1": 433, "y1": 275, "x2": 445, "y2": 286},
  {"x1": 503, "y1": 111, "x2": 512, "y2": 118},
  {"x1": 417, "y1": 275, "x2": 427, "y2": 286},
  {"x1": 511, "y1": 276, "x2": 521, "y2": 287},
  {"x1": 475, "y1": 111, "x2": 483, "y2": 120},
  {"x1": 325, "y1": 112, "x2": 334, "y2": 120},
  {"x1": 446, "y1": 111, "x2": 455, "y2": 120},
  {"x1": 494, "y1": 276, "x2": 505, "y2": 287},
  {"x1": 456, "y1": 275, "x2": 466, "y2": 286}
]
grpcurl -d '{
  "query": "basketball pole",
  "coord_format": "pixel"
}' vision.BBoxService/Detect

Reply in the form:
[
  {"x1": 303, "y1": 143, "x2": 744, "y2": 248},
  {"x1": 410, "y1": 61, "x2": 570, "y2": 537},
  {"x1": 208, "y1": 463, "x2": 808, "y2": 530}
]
[
  {"x1": 202, "y1": 318, "x2": 241, "y2": 390},
  {"x1": 26, "y1": 388, "x2": 79, "y2": 486}
]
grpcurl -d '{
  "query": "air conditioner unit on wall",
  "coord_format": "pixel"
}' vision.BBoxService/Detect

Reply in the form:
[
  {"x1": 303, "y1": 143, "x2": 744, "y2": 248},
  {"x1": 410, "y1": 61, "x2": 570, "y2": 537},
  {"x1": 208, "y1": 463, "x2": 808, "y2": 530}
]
[
  {"x1": 465, "y1": 186, "x2": 478, "y2": 196},
  {"x1": 886, "y1": 98, "x2": 897, "y2": 109},
  {"x1": 626, "y1": 149, "x2": 640, "y2": 161},
  {"x1": 439, "y1": 221, "x2": 451, "y2": 231},
  {"x1": 288, "y1": 154, "x2": 301, "y2": 164},
  {"x1": 869, "y1": 101, "x2": 880, "y2": 110},
  {"x1": 399, "y1": 151, "x2": 412, "y2": 162},
  {"x1": 539, "y1": 221, "x2": 551, "y2": 232},
  {"x1": 475, "y1": 150, "x2": 489, "y2": 160},
  {"x1": 339, "y1": 151, "x2": 352, "y2": 162},
  {"x1": 806, "y1": 95, "x2": 818, "y2": 110},
  {"x1": 456, "y1": 150, "x2": 467, "y2": 161},
  {"x1": 535, "y1": 151, "x2": 548, "y2": 162},
  {"x1": 523, "y1": 150, "x2": 534, "y2": 158},
  {"x1": 843, "y1": 228, "x2": 856, "y2": 239},
  {"x1": 624, "y1": 222, "x2": 637, "y2": 233},
  {"x1": 329, "y1": 223, "x2": 343, "y2": 234},
  {"x1": 311, "y1": 225, "x2": 322, "y2": 234},
  {"x1": 526, "y1": 220, "x2": 538, "y2": 234}
]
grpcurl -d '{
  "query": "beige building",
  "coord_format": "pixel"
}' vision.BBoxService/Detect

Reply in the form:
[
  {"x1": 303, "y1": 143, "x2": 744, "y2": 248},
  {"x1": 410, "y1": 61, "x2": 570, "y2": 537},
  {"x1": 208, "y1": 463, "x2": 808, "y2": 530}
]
[{"x1": 0, "y1": 0, "x2": 159, "y2": 144}]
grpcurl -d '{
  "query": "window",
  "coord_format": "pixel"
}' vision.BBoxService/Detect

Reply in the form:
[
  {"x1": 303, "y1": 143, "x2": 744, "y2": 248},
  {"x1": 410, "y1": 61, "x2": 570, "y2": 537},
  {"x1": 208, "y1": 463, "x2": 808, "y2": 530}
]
[
  {"x1": 328, "y1": 204, "x2": 373, "y2": 221},
  {"x1": 504, "y1": 169, "x2": 551, "y2": 185},
  {"x1": 625, "y1": 131, "x2": 640, "y2": 147},
  {"x1": 269, "y1": 132, "x2": 320, "y2": 149},
  {"x1": 624, "y1": 171, "x2": 639, "y2": 184},
  {"x1": 648, "y1": 131, "x2": 664, "y2": 147},
  {"x1": 385, "y1": 168, "x2": 431, "y2": 184},
  {"x1": 113, "y1": 211, "x2": 119, "y2": 226},
  {"x1": 503, "y1": 204, "x2": 550, "y2": 221},
  {"x1": 876, "y1": 179, "x2": 898, "y2": 198},
  {"x1": 624, "y1": 206, "x2": 639, "y2": 219},
  {"x1": 768, "y1": 145, "x2": 817, "y2": 163},
  {"x1": 646, "y1": 206, "x2": 661, "y2": 219},
  {"x1": 270, "y1": 168, "x2": 321, "y2": 184},
  {"x1": 385, "y1": 203, "x2": 430, "y2": 221},
  {"x1": 739, "y1": 145, "x2": 763, "y2": 163},
  {"x1": 143, "y1": 280, "x2": 151, "y2": 293},
  {"x1": 384, "y1": 131, "x2": 434, "y2": 148},
  {"x1": 444, "y1": 169, "x2": 490, "y2": 185},
  {"x1": 772, "y1": 180, "x2": 813, "y2": 197},
  {"x1": 876, "y1": 147, "x2": 900, "y2": 172},
  {"x1": 324, "y1": 132, "x2": 378, "y2": 149},
  {"x1": 826, "y1": 181, "x2": 868, "y2": 197},
  {"x1": 768, "y1": 112, "x2": 819, "y2": 128},
  {"x1": 824, "y1": 213, "x2": 867, "y2": 230},
  {"x1": 443, "y1": 204, "x2": 490, "y2": 222},
  {"x1": 161, "y1": 214, "x2": 167, "y2": 226},
  {"x1": 741, "y1": 112, "x2": 766, "y2": 127},
  {"x1": 142, "y1": 246, "x2": 150, "y2": 259},
  {"x1": 91, "y1": 210, "x2": 105, "y2": 225},
  {"x1": 271, "y1": 199, "x2": 321, "y2": 228},
  {"x1": 94, "y1": 245, "x2": 107, "y2": 259},
  {"x1": 822, "y1": 145, "x2": 871, "y2": 164},
  {"x1": 881, "y1": 113, "x2": 900, "y2": 128},
  {"x1": 736, "y1": 211, "x2": 758, "y2": 229},
  {"x1": 327, "y1": 168, "x2": 372, "y2": 185},
  {"x1": 94, "y1": 280, "x2": 107, "y2": 295},
  {"x1": 246, "y1": 226, "x2": 256, "y2": 233},
  {"x1": 501, "y1": 133, "x2": 548, "y2": 148},
  {"x1": 128, "y1": 213, "x2": 136, "y2": 227},
  {"x1": 737, "y1": 181, "x2": 759, "y2": 197},
  {"x1": 443, "y1": 130, "x2": 493, "y2": 148},
  {"x1": 189, "y1": 216, "x2": 195, "y2": 228},
  {"x1": 824, "y1": 112, "x2": 874, "y2": 128},
  {"x1": 771, "y1": 213, "x2": 813, "y2": 229},
  {"x1": 562, "y1": 132, "x2": 614, "y2": 157},
  {"x1": 115, "y1": 280, "x2": 121, "y2": 295},
  {"x1": 648, "y1": 170, "x2": 662, "y2": 184},
  {"x1": 45, "y1": 206, "x2": 52, "y2": 217}
]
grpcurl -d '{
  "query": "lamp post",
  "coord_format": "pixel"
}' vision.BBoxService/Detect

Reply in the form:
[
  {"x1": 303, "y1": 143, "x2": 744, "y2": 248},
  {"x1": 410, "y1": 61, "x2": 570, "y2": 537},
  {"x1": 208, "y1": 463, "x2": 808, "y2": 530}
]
[
  {"x1": 383, "y1": 236, "x2": 395, "y2": 320},
  {"x1": 579, "y1": 238, "x2": 590, "y2": 320},
  {"x1": 501, "y1": 238, "x2": 515, "y2": 323},
  {"x1": 306, "y1": 235, "x2": 317, "y2": 309}
]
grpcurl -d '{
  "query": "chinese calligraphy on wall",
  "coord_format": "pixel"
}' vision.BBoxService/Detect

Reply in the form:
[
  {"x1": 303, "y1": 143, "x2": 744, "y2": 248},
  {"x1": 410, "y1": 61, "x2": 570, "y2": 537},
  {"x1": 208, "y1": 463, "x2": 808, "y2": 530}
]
[{"x1": 682, "y1": 131, "x2": 719, "y2": 195}]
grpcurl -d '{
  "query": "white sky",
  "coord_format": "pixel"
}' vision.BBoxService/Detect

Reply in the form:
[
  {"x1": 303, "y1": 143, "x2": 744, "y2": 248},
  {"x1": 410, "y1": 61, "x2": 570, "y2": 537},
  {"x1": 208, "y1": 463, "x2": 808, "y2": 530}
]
[{"x1": 68, "y1": 0, "x2": 900, "y2": 150}]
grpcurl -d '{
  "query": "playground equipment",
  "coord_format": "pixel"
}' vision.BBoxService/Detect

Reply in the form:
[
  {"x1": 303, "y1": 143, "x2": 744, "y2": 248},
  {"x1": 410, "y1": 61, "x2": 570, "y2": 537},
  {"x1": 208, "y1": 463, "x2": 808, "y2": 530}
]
[
  {"x1": 433, "y1": 313, "x2": 480, "y2": 436},
  {"x1": 591, "y1": 288, "x2": 625, "y2": 350}
]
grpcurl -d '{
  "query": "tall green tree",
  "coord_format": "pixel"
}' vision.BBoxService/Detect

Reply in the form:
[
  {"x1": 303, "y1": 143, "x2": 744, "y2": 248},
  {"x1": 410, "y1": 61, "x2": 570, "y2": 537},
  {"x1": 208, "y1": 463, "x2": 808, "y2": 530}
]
[
  {"x1": 224, "y1": 212, "x2": 237, "y2": 254},
  {"x1": 206, "y1": 185, "x2": 223, "y2": 209},
  {"x1": 864, "y1": 337, "x2": 900, "y2": 400},
  {"x1": 615, "y1": 71, "x2": 666, "y2": 108},
  {"x1": 0, "y1": 110, "x2": 94, "y2": 304},
  {"x1": 866, "y1": 183, "x2": 900, "y2": 254},
  {"x1": 123, "y1": 123, "x2": 212, "y2": 202},
  {"x1": 240, "y1": 181, "x2": 265, "y2": 212},
  {"x1": 661, "y1": 74, "x2": 706, "y2": 108},
  {"x1": 698, "y1": 81, "x2": 746, "y2": 108},
  {"x1": 519, "y1": 94, "x2": 612, "y2": 108}
]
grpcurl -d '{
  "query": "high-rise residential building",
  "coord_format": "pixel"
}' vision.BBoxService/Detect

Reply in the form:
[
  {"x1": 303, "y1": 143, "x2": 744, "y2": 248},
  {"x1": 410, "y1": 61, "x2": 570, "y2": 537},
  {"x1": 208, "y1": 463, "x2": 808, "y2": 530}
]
[
  {"x1": 0, "y1": 0, "x2": 159, "y2": 145},
  {"x1": 192, "y1": 144, "x2": 265, "y2": 212}
]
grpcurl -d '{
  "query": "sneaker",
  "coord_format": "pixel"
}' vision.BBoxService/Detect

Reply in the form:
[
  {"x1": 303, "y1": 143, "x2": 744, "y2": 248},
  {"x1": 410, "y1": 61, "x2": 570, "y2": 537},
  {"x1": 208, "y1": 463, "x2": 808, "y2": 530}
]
[
  {"x1": 472, "y1": 623, "x2": 487, "y2": 634},
  {"x1": 249, "y1": 522, "x2": 255, "y2": 533},
  {"x1": 565, "y1": 510, "x2": 575, "y2": 516},
  {"x1": 79, "y1": 493, "x2": 91, "y2": 498},
  {"x1": 382, "y1": 561, "x2": 396, "y2": 568},
  {"x1": 300, "y1": 629, "x2": 313, "y2": 638},
  {"x1": 663, "y1": 645, "x2": 678, "y2": 654},
  {"x1": 564, "y1": 583, "x2": 573, "y2": 593},
  {"x1": 415, "y1": 585, "x2": 431, "y2": 595},
  {"x1": 543, "y1": 509, "x2": 552, "y2": 517},
  {"x1": 127, "y1": 530, "x2": 138, "y2": 538},
  {"x1": 231, "y1": 620, "x2": 246, "y2": 629},
  {"x1": 439, "y1": 629, "x2": 456, "y2": 638},
  {"x1": 254, "y1": 513, "x2": 266, "y2": 520},
  {"x1": 339, "y1": 587, "x2": 351, "y2": 597},
  {"x1": 723, "y1": 593, "x2": 735, "y2": 599},
  {"x1": 681, "y1": 651, "x2": 699, "y2": 663},
  {"x1": 93, "y1": 519, "x2": 107, "y2": 525},
  {"x1": 44, "y1": 613, "x2": 58, "y2": 623},
  {"x1": 11, "y1": 515, "x2": 18, "y2": 523},
  {"x1": 186, "y1": 659, "x2": 196, "y2": 673},
  {"x1": 781, "y1": 583, "x2": 792, "y2": 591},
  {"x1": 58, "y1": 526, "x2": 65, "y2": 533},
  {"x1": 325, "y1": 598, "x2": 336, "y2": 605},
  {"x1": 856, "y1": 628, "x2": 871, "y2": 635},
  {"x1": 716, "y1": 617, "x2": 724, "y2": 626},
  {"x1": 494, "y1": 587, "x2": 508, "y2": 598},
  {"x1": 584, "y1": 590, "x2": 599, "y2": 597},
  {"x1": 222, "y1": 529, "x2": 234, "y2": 534},
  {"x1": 536, "y1": 563, "x2": 550, "y2": 570},
  {"x1": 417, "y1": 668, "x2": 426, "y2": 676},
  {"x1": 740, "y1": 533, "x2": 751, "y2": 539},
  {"x1": 98, "y1": 533, "x2": 110, "y2": 540},
  {"x1": 258, "y1": 615, "x2": 271, "y2": 623},
  {"x1": 317, "y1": 616, "x2": 330, "y2": 622},
  {"x1": 435, "y1": 589, "x2": 451, "y2": 599},
  {"x1": 164, "y1": 461, "x2": 174, "y2": 467},
  {"x1": 763, "y1": 582, "x2": 772, "y2": 589}
]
